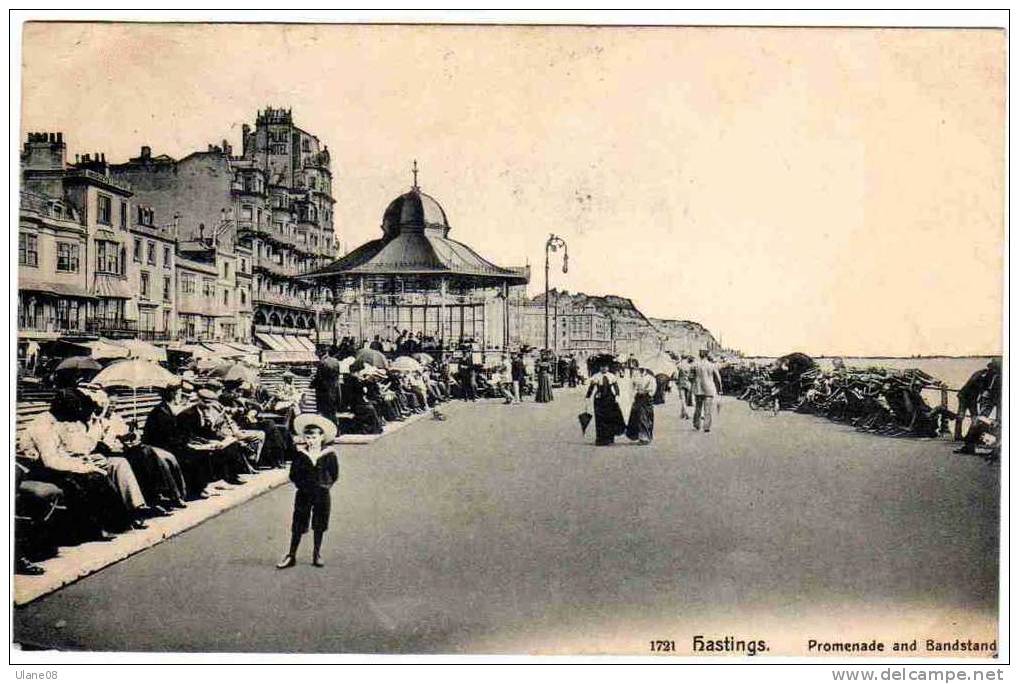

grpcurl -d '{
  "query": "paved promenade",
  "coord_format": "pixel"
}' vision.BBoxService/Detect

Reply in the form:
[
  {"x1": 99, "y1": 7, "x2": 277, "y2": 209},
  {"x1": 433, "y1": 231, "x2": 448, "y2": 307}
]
[{"x1": 14, "y1": 391, "x2": 999, "y2": 655}]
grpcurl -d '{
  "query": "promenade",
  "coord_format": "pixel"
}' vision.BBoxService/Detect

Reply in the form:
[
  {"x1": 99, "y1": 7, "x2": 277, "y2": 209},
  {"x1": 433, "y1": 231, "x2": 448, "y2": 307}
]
[{"x1": 14, "y1": 391, "x2": 999, "y2": 655}]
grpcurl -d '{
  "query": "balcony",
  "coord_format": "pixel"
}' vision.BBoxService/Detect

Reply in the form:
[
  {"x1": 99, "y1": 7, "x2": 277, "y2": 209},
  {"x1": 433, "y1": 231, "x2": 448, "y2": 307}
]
[
  {"x1": 252, "y1": 289, "x2": 315, "y2": 311},
  {"x1": 85, "y1": 317, "x2": 138, "y2": 338},
  {"x1": 254, "y1": 324, "x2": 315, "y2": 337}
]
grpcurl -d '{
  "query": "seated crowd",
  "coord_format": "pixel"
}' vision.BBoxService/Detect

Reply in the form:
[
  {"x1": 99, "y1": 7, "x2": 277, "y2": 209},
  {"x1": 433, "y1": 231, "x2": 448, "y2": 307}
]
[{"x1": 15, "y1": 374, "x2": 302, "y2": 575}]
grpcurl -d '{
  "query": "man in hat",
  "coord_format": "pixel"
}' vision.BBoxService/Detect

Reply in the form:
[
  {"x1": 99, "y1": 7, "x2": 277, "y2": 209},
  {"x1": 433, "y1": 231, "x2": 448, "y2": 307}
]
[
  {"x1": 178, "y1": 386, "x2": 252, "y2": 486},
  {"x1": 277, "y1": 414, "x2": 340, "y2": 569},
  {"x1": 691, "y1": 349, "x2": 723, "y2": 433},
  {"x1": 144, "y1": 382, "x2": 211, "y2": 500}
]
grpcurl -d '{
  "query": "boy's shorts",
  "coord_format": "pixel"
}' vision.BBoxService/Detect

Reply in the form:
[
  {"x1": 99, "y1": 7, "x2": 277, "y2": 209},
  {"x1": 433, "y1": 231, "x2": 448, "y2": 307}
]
[{"x1": 292, "y1": 488, "x2": 331, "y2": 534}]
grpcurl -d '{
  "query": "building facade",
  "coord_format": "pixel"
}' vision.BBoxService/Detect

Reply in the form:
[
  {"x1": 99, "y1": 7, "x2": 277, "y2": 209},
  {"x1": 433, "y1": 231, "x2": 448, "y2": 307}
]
[
  {"x1": 110, "y1": 107, "x2": 338, "y2": 347},
  {"x1": 19, "y1": 131, "x2": 252, "y2": 345}
]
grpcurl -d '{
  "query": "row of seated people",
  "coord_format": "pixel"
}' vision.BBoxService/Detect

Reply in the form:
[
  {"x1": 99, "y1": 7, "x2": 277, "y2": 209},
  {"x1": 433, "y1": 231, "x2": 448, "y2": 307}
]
[
  {"x1": 14, "y1": 377, "x2": 299, "y2": 575},
  {"x1": 339, "y1": 368, "x2": 452, "y2": 435}
]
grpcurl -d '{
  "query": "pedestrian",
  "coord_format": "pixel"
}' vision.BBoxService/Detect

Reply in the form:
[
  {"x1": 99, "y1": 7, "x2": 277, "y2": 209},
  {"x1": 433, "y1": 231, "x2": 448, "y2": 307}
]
[
  {"x1": 511, "y1": 353, "x2": 526, "y2": 402},
  {"x1": 691, "y1": 349, "x2": 723, "y2": 433},
  {"x1": 585, "y1": 363, "x2": 626, "y2": 446},
  {"x1": 625, "y1": 367, "x2": 657, "y2": 444},
  {"x1": 535, "y1": 350, "x2": 555, "y2": 403},
  {"x1": 675, "y1": 356, "x2": 693, "y2": 420},
  {"x1": 277, "y1": 414, "x2": 340, "y2": 570}
]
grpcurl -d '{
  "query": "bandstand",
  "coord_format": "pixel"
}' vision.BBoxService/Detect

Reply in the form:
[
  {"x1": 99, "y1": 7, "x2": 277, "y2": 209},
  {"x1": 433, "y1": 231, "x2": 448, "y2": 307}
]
[{"x1": 302, "y1": 172, "x2": 529, "y2": 351}]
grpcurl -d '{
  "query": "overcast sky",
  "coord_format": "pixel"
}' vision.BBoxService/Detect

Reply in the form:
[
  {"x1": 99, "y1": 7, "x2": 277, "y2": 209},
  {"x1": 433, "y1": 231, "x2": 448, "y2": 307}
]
[{"x1": 20, "y1": 23, "x2": 1004, "y2": 356}]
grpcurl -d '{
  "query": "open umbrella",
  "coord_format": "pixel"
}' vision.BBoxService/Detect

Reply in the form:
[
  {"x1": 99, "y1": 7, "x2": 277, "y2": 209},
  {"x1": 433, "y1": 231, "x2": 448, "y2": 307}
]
[
  {"x1": 92, "y1": 358, "x2": 179, "y2": 424},
  {"x1": 208, "y1": 362, "x2": 258, "y2": 384},
  {"x1": 412, "y1": 352, "x2": 434, "y2": 365},
  {"x1": 355, "y1": 347, "x2": 388, "y2": 369},
  {"x1": 391, "y1": 356, "x2": 423, "y2": 373},
  {"x1": 338, "y1": 356, "x2": 357, "y2": 374},
  {"x1": 636, "y1": 352, "x2": 676, "y2": 376},
  {"x1": 56, "y1": 356, "x2": 102, "y2": 372}
]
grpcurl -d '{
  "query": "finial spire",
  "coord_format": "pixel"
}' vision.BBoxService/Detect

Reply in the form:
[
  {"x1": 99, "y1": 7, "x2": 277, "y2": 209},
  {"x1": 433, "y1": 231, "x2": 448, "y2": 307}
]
[{"x1": 412, "y1": 159, "x2": 419, "y2": 190}]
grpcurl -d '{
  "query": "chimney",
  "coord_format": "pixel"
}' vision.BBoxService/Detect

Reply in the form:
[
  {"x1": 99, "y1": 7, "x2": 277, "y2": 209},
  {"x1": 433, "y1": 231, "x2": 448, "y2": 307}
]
[
  {"x1": 141, "y1": 145, "x2": 151, "y2": 159},
  {"x1": 21, "y1": 131, "x2": 67, "y2": 171}
]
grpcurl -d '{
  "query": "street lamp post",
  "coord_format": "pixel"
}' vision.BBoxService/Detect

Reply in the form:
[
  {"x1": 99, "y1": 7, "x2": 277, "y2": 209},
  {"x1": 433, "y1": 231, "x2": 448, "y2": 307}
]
[{"x1": 544, "y1": 234, "x2": 568, "y2": 351}]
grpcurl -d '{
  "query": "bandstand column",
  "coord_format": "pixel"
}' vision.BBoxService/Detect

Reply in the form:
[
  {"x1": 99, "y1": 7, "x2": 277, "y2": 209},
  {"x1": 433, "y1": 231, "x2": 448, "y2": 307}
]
[
  {"x1": 439, "y1": 277, "x2": 447, "y2": 348},
  {"x1": 358, "y1": 276, "x2": 365, "y2": 344}
]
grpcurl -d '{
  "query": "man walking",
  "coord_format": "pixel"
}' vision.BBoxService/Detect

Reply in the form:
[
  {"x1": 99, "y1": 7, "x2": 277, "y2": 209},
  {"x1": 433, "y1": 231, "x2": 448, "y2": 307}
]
[{"x1": 691, "y1": 349, "x2": 723, "y2": 433}]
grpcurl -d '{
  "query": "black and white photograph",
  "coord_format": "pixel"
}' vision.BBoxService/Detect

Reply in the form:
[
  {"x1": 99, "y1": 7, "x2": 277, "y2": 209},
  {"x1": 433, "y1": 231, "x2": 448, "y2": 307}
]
[{"x1": 9, "y1": 11, "x2": 1008, "y2": 669}]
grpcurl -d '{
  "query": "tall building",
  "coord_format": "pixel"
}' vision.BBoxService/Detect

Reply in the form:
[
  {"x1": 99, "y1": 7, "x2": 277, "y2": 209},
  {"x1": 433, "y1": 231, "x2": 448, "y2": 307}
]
[
  {"x1": 19, "y1": 133, "x2": 177, "y2": 342},
  {"x1": 110, "y1": 107, "x2": 338, "y2": 348}
]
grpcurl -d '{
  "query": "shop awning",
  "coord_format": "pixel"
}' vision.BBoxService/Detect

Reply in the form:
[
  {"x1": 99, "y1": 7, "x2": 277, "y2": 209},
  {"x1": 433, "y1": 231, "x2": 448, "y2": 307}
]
[
  {"x1": 112, "y1": 339, "x2": 167, "y2": 362},
  {"x1": 255, "y1": 332, "x2": 286, "y2": 351},
  {"x1": 91, "y1": 274, "x2": 133, "y2": 299},
  {"x1": 294, "y1": 336, "x2": 316, "y2": 352},
  {"x1": 19, "y1": 280, "x2": 94, "y2": 299}
]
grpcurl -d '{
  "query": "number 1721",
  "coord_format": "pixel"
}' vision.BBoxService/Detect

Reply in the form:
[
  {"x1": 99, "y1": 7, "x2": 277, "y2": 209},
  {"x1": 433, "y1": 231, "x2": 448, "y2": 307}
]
[{"x1": 650, "y1": 640, "x2": 676, "y2": 652}]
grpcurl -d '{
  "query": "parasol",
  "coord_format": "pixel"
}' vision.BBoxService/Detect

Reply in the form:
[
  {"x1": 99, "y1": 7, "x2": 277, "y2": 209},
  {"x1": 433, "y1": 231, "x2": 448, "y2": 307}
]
[
  {"x1": 636, "y1": 352, "x2": 676, "y2": 376},
  {"x1": 412, "y1": 352, "x2": 434, "y2": 365},
  {"x1": 355, "y1": 348, "x2": 388, "y2": 369},
  {"x1": 56, "y1": 356, "x2": 102, "y2": 372},
  {"x1": 338, "y1": 356, "x2": 357, "y2": 374},
  {"x1": 207, "y1": 362, "x2": 259, "y2": 384},
  {"x1": 92, "y1": 358, "x2": 179, "y2": 424},
  {"x1": 391, "y1": 356, "x2": 423, "y2": 373}
]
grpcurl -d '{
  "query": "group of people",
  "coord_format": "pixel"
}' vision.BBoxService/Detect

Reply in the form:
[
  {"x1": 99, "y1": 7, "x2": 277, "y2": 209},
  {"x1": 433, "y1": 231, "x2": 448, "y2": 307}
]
[
  {"x1": 584, "y1": 350, "x2": 724, "y2": 447},
  {"x1": 15, "y1": 371, "x2": 307, "y2": 575}
]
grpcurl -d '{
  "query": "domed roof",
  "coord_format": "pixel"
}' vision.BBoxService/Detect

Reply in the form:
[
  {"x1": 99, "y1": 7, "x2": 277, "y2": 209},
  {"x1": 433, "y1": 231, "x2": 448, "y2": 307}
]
[{"x1": 382, "y1": 188, "x2": 450, "y2": 238}]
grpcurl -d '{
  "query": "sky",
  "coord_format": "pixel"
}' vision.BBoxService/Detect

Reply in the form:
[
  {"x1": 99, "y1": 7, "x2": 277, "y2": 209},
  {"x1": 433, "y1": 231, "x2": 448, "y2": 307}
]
[{"x1": 20, "y1": 23, "x2": 1005, "y2": 356}]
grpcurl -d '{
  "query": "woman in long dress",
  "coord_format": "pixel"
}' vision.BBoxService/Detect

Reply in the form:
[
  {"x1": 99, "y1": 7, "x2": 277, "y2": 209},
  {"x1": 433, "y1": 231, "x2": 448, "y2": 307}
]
[
  {"x1": 535, "y1": 351, "x2": 554, "y2": 403},
  {"x1": 626, "y1": 367, "x2": 656, "y2": 445},
  {"x1": 585, "y1": 364, "x2": 626, "y2": 446}
]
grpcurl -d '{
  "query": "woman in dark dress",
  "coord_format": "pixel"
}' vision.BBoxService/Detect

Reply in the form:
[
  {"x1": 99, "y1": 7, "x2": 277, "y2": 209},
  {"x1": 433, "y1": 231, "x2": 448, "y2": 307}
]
[
  {"x1": 585, "y1": 364, "x2": 626, "y2": 445},
  {"x1": 535, "y1": 351, "x2": 554, "y2": 403},
  {"x1": 311, "y1": 355, "x2": 342, "y2": 422},
  {"x1": 626, "y1": 368, "x2": 656, "y2": 445}
]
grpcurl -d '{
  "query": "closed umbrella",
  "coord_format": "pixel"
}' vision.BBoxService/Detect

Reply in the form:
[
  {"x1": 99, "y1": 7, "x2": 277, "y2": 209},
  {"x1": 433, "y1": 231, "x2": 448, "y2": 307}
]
[
  {"x1": 391, "y1": 356, "x2": 423, "y2": 373},
  {"x1": 355, "y1": 347, "x2": 388, "y2": 369},
  {"x1": 92, "y1": 358, "x2": 178, "y2": 424}
]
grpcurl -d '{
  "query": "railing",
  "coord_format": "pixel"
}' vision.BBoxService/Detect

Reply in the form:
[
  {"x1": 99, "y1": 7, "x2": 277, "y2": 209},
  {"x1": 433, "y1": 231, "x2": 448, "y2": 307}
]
[
  {"x1": 252, "y1": 290, "x2": 315, "y2": 310},
  {"x1": 84, "y1": 317, "x2": 138, "y2": 336},
  {"x1": 254, "y1": 324, "x2": 315, "y2": 336}
]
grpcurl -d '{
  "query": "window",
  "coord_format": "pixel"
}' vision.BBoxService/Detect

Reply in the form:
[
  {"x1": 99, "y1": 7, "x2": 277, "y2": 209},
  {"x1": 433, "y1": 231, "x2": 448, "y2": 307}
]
[
  {"x1": 223, "y1": 261, "x2": 231, "y2": 279},
  {"x1": 140, "y1": 271, "x2": 150, "y2": 298},
  {"x1": 223, "y1": 289, "x2": 230, "y2": 306},
  {"x1": 19, "y1": 233, "x2": 38, "y2": 267},
  {"x1": 95, "y1": 240, "x2": 122, "y2": 274},
  {"x1": 163, "y1": 246, "x2": 171, "y2": 268},
  {"x1": 120, "y1": 201, "x2": 127, "y2": 229},
  {"x1": 202, "y1": 278, "x2": 214, "y2": 298},
  {"x1": 256, "y1": 209, "x2": 262, "y2": 226},
  {"x1": 240, "y1": 258, "x2": 247, "y2": 273},
  {"x1": 97, "y1": 194, "x2": 112, "y2": 225},
  {"x1": 147, "y1": 241, "x2": 156, "y2": 265},
  {"x1": 139, "y1": 309, "x2": 154, "y2": 332},
  {"x1": 134, "y1": 237, "x2": 142, "y2": 262},
  {"x1": 180, "y1": 272, "x2": 196, "y2": 294},
  {"x1": 55, "y1": 299, "x2": 80, "y2": 330},
  {"x1": 242, "y1": 206, "x2": 253, "y2": 221},
  {"x1": 56, "y1": 242, "x2": 80, "y2": 272},
  {"x1": 240, "y1": 289, "x2": 246, "y2": 305}
]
